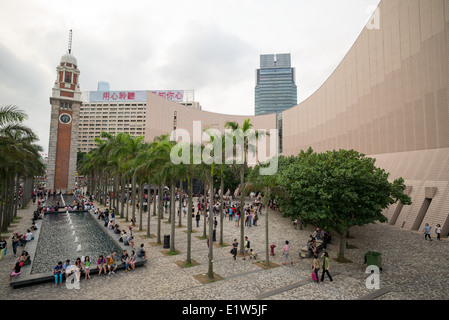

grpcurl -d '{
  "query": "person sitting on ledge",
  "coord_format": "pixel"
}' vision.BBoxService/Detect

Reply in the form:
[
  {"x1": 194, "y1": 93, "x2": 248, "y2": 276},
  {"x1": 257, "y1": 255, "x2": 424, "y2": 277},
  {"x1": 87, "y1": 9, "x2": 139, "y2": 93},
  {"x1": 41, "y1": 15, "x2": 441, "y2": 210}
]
[
  {"x1": 33, "y1": 211, "x2": 40, "y2": 221},
  {"x1": 20, "y1": 229, "x2": 33, "y2": 246},
  {"x1": 63, "y1": 259, "x2": 74, "y2": 280},
  {"x1": 9, "y1": 261, "x2": 23, "y2": 282},
  {"x1": 120, "y1": 231, "x2": 128, "y2": 243},
  {"x1": 126, "y1": 236, "x2": 134, "y2": 249},
  {"x1": 113, "y1": 224, "x2": 121, "y2": 234},
  {"x1": 17, "y1": 250, "x2": 30, "y2": 265},
  {"x1": 129, "y1": 250, "x2": 137, "y2": 271},
  {"x1": 137, "y1": 243, "x2": 147, "y2": 259},
  {"x1": 307, "y1": 238, "x2": 317, "y2": 255},
  {"x1": 53, "y1": 261, "x2": 63, "y2": 286},
  {"x1": 31, "y1": 220, "x2": 38, "y2": 231},
  {"x1": 97, "y1": 255, "x2": 107, "y2": 277}
]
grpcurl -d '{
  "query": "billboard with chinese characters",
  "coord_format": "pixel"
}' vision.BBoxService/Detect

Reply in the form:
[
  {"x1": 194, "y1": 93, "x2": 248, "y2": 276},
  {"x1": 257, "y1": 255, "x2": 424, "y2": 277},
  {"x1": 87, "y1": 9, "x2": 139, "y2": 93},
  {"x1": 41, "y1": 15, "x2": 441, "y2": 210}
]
[
  {"x1": 149, "y1": 90, "x2": 184, "y2": 102},
  {"x1": 89, "y1": 90, "x2": 147, "y2": 102},
  {"x1": 86, "y1": 90, "x2": 186, "y2": 103}
]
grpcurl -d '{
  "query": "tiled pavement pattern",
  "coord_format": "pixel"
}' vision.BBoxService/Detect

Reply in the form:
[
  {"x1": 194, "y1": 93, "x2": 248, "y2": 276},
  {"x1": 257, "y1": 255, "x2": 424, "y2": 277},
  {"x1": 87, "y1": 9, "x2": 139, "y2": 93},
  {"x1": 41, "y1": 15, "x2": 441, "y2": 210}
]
[{"x1": 1, "y1": 197, "x2": 448, "y2": 300}]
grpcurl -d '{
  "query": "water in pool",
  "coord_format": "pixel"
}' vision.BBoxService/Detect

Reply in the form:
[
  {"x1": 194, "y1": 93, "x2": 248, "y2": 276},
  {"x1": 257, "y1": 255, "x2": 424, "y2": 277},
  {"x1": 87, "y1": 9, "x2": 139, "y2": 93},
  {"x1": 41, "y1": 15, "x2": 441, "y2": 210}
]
[{"x1": 31, "y1": 211, "x2": 122, "y2": 274}]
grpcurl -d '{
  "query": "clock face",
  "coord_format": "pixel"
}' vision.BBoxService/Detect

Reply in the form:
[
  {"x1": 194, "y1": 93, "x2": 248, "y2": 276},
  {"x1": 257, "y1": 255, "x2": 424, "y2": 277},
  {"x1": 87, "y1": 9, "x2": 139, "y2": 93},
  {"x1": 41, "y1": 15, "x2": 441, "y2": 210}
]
[{"x1": 59, "y1": 113, "x2": 72, "y2": 124}]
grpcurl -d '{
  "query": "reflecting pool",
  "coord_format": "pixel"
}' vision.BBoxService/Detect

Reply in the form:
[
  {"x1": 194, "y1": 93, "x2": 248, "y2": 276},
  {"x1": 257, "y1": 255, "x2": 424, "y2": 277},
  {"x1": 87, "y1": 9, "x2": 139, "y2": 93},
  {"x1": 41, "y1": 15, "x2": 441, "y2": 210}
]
[{"x1": 31, "y1": 211, "x2": 122, "y2": 274}]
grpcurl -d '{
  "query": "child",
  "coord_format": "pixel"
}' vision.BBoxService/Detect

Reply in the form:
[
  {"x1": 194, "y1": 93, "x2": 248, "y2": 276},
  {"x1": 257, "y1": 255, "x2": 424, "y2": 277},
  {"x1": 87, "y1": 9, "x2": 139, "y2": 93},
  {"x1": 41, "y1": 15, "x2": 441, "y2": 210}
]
[
  {"x1": 435, "y1": 224, "x2": 441, "y2": 240},
  {"x1": 53, "y1": 261, "x2": 63, "y2": 286},
  {"x1": 84, "y1": 256, "x2": 91, "y2": 280},
  {"x1": 9, "y1": 261, "x2": 23, "y2": 282},
  {"x1": 283, "y1": 240, "x2": 293, "y2": 265}
]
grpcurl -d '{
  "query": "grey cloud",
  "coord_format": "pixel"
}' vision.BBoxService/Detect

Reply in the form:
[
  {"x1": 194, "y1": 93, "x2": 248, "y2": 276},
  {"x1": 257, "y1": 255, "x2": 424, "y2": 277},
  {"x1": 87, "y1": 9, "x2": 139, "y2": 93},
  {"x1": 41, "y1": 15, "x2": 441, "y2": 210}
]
[{"x1": 155, "y1": 22, "x2": 258, "y2": 90}]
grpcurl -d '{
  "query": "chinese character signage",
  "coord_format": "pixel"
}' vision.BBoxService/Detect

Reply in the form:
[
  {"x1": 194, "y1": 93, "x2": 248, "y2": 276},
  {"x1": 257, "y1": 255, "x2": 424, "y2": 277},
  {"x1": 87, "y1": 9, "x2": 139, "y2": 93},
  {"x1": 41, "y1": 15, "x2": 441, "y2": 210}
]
[
  {"x1": 88, "y1": 90, "x2": 185, "y2": 103},
  {"x1": 150, "y1": 90, "x2": 184, "y2": 102},
  {"x1": 89, "y1": 90, "x2": 146, "y2": 102}
]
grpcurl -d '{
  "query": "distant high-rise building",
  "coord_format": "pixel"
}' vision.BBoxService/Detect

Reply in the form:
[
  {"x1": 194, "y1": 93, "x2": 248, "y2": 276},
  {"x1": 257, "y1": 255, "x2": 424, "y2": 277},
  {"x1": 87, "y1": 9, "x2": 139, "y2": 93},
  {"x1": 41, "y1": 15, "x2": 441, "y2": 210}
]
[{"x1": 255, "y1": 53, "x2": 297, "y2": 115}]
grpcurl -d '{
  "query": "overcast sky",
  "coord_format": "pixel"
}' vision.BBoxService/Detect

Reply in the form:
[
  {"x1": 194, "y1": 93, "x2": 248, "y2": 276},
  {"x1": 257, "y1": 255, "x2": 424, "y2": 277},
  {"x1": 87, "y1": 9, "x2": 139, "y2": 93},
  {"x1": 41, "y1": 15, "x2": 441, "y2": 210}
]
[{"x1": 0, "y1": 0, "x2": 380, "y2": 154}]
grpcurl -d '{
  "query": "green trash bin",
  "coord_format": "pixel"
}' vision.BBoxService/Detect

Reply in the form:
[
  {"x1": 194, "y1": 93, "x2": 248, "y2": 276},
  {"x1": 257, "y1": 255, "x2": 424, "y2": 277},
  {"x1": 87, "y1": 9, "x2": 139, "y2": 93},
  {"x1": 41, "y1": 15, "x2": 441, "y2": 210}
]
[{"x1": 364, "y1": 251, "x2": 382, "y2": 271}]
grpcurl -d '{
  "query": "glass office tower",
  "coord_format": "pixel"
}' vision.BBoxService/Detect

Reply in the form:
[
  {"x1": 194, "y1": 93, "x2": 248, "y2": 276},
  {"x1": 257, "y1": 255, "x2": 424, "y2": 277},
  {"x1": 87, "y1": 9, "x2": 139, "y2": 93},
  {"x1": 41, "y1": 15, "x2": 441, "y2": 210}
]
[{"x1": 254, "y1": 53, "x2": 297, "y2": 115}]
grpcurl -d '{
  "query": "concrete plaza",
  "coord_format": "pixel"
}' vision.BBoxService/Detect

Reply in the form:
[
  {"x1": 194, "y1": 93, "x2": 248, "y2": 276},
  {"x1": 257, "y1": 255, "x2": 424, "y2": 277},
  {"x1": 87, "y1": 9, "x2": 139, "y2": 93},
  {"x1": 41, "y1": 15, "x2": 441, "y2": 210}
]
[{"x1": 1, "y1": 197, "x2": 448, "y2": 300}]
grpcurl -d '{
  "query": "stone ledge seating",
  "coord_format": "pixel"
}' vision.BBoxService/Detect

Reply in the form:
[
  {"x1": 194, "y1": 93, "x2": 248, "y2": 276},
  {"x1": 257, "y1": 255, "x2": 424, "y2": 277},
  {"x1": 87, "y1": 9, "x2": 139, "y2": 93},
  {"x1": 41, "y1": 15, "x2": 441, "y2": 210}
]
[{"x1": 10, "y1": 257, "x2": 147, "y2": 289}]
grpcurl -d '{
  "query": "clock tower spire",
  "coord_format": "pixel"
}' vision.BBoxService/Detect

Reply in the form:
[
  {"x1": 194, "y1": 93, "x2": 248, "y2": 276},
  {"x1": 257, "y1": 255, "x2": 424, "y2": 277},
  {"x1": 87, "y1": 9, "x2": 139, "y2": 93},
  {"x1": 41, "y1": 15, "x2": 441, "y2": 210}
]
[{"x1": 46, "y1": 30, "x2": 82, "y2": 192}]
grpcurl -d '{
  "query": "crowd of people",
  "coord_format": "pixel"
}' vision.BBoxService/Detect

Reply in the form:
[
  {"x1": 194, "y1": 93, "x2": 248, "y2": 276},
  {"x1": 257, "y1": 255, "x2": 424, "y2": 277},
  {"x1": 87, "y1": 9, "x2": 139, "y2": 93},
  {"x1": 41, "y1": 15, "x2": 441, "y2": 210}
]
[{"x1": 52, "y1": 248, "x2": 145, "y2": 286}]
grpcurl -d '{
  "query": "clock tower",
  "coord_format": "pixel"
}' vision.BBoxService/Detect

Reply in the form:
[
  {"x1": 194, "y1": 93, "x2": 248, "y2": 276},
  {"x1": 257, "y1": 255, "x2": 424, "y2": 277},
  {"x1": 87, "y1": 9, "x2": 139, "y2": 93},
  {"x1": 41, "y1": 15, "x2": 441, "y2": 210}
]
[{"x1": 46, "y1": 32, "x2": 82, "y2": 192}]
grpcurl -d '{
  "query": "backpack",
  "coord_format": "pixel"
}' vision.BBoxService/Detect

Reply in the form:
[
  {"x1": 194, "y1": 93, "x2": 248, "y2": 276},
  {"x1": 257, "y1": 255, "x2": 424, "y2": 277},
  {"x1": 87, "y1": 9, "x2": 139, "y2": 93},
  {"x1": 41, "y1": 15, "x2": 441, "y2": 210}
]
[{"x1": 247, "y1": 241, "x2": 250, "y2": 249}]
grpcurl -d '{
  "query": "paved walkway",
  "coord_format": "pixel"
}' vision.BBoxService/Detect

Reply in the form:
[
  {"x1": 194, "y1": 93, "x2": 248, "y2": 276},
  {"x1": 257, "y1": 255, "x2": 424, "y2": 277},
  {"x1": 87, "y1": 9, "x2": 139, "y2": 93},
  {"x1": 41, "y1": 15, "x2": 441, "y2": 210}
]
[{"x1": 1, "y1": 197, "x2": 448, "y2": 300}]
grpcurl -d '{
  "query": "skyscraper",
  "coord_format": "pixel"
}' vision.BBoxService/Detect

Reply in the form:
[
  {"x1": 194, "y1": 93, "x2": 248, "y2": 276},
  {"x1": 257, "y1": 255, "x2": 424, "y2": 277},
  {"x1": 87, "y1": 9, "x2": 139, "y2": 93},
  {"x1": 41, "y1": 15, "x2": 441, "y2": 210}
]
[{"x1": 255, "y1": 53, "x2": 297, "y2": 115}]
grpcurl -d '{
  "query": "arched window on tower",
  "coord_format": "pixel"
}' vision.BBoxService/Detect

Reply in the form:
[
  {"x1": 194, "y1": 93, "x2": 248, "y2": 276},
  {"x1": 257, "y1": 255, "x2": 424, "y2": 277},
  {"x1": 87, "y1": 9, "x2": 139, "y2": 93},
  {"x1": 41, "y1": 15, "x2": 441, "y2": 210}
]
[{"x1": 65, "y1": 72, "x2": 72, "y2": 83}]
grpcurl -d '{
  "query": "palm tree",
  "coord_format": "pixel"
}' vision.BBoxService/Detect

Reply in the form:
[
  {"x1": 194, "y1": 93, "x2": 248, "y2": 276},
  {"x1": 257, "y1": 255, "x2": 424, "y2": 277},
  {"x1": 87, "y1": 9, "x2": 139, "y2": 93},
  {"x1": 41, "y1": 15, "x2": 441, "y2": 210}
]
[
  {"x1": 149, "y1": 135, "x2": 172, "y2": 244},
  {"x1": 224, "y1": 119, "x2": 257, "y2": 255},
  {"x1": 247, "y1": 161, "x2": 279, "y2": 266},
  {"x1": 0, "y1": 105, "x2": 44, "y2": 231}
]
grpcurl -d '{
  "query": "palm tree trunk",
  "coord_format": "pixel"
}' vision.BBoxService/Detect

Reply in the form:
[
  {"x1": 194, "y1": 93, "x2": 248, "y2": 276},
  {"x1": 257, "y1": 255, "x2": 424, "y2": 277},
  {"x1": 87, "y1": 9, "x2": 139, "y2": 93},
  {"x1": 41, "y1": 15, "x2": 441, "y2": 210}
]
[
  {"x1": 131, "y1": 174, "x2": 136, "y2": 221},
  {"x1": 120, "y1": 174, "x2": 125, "y2": 219},
  {"x1": 0, "y1": 178, "x2": 5, "y2": 232},
  {"x1": 208, "y1": 172, "x2": 214, "y2": 279},
  {"x1": 153, "y1": 185, "x2": 157, "y2": 216},
  {"x1": 203, "y1": 181, "x2": 207, "y2": 238},
  {"x1": 7, "y1": 176, "x2": 14, "y2": 228},
  {"x1": 146, "y1": 181, "x2": 151, "y2": 237},
  {"x1": 103, "y1": 174, "x2": 107, "y2": 206},
  {"x1": 14, "y1": 174, "x2": 20, "y2": 219},
  {"x1": 126, "y1": 178, "x2": 130, "y2": 221},
  {"x1": 265, "y1": 188, "x2": 270, "y2": 266},
  {"x1": 170, "y1": 179, "x2": 176, "y2": 252},
  {"x1": 157, "y1": 184, "x2": 163, "y2": 244},
  {"x1": 219, "y1": 169, "x2": 224, "y2": 245},
  {"x1": 186, "y1": 175, "x2": 193, "y2": 264},
  {"x1": 239, "y1": 164, "x2": 245, "y2": 255},
  {"x1": 108, "y1": 176, "x2": 112, "y2": 210},
  {"x1": 178, "y1": 179, "x2": 183, "y2": 228},
  {"x1": 139, "y1": 181, "x2": 144, "y2": 231}
]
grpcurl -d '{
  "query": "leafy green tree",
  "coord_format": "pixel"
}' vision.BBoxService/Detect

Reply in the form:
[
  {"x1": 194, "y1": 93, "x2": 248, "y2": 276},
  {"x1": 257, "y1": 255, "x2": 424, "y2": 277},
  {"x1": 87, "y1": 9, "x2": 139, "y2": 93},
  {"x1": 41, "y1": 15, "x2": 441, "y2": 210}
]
[{"x1": 276, "y1": 148, "x2": 412, "y2": 262}]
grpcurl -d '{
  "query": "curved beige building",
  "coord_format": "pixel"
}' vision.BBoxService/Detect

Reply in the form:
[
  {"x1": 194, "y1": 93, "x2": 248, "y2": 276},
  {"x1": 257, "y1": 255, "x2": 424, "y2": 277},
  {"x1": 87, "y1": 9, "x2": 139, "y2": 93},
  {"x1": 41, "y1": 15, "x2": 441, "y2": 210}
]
[
  {"x1": 145, "y1": 92, "x2": 278, "y2": 163},
  {"x1": 282, "y1": 0, "x2": 449, "y2": 236}
]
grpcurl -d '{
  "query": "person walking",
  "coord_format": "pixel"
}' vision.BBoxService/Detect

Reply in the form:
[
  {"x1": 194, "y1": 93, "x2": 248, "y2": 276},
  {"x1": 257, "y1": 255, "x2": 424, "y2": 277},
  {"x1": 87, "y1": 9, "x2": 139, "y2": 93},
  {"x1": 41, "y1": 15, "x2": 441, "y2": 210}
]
[
  {"x1": 282, "y1": 240, "x2": 293, "y2": 265},
  {"x1": 231, "y1": 239, "x2": 238, "y2": 261},
  {"x1": 320, "y1": 252, "x2": 333, "y2": 282},
  {"x1": 312, "y1": 254, "x2": 320, "y2": 282},
  {"x1": 129, "y1": 219, "x2": 134, "y2": 238},
  {"x1": 435, "y1": 224, "x2": 441, "y2": 240},
  {"x1": 424, "y1": 223, "x2": 432, "y2": 241},
  {"x1": 11, "y1": 233, "x2": 20, "y2": 257},
  {"x1": 195, "y1": 212, "x2": 201, "y2": 228}
]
